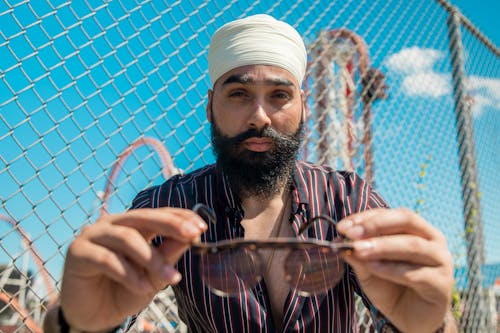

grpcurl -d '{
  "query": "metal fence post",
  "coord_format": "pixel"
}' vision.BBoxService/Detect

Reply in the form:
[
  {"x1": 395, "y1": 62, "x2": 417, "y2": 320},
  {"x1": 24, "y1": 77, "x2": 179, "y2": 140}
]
[{"x1": 445, "y1": 9, "x2": 493, "y2": 332}]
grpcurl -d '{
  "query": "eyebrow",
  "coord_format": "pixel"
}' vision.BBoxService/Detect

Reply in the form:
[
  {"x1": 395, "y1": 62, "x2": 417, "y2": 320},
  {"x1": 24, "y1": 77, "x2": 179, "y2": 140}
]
[{"x1": 221, "y1": 73, "x2": 294, "y2": 87}]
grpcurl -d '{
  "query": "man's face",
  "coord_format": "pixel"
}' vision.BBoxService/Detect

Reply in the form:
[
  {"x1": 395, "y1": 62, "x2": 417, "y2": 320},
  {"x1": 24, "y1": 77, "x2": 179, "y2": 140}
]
[{"x1": 207, "y1": 65, "x2": 305, "y2": 198}]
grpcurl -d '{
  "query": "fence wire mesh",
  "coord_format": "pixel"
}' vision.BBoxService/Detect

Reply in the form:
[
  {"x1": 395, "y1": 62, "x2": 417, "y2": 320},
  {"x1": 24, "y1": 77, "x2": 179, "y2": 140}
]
[{"x1": 0, "y1": 0, "x2": 499, "y2": 332}]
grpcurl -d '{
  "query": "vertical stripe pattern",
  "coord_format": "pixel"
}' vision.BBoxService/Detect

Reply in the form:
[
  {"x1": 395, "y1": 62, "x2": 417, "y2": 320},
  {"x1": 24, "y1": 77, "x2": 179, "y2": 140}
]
[{"x1": 131, "y1": 161, "x2": 395, "y2": 332}]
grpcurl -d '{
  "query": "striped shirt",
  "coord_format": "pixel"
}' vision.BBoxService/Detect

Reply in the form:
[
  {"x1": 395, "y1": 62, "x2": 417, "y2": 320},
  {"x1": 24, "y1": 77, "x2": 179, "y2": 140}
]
[{"x1": 131, "y1": 161, "x2": 398, "y2": 332}]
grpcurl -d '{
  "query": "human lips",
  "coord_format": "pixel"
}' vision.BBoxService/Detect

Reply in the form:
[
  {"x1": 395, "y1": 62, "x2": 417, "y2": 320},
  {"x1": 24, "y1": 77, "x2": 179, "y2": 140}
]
[{"x1": 242, "y1": 137, "x2": 273, "y2": 152}]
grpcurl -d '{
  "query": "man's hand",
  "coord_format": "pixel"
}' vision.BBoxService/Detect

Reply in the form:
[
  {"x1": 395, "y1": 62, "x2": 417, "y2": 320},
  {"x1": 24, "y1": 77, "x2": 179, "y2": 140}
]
[
  {"x1": 337, "y1": 208, "x2": 454, "y2": 333},
  {"x1": 59, "y1": 207, "x2": 207, "y2": 332}
]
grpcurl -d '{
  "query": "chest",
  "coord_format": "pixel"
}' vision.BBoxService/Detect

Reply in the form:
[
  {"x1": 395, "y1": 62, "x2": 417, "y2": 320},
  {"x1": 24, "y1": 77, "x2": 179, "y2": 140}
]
[
  {"x1": 174, "y1": 253, "x2": 357, "y2": 333},
  {"x1": 241, "y1": 209, "x2": 295, "y2": 328},
  {"x1": 173, "y1": 202, "x2": 358, "y2": 332}
]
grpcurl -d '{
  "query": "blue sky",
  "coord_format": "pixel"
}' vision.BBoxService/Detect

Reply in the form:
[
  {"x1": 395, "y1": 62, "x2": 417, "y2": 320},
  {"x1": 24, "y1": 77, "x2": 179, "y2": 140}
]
[
  {"x1": 451, "y1": 0, "x2": 500, "y2": 47},
  {"x1": 1, "y1": 0, "x2": 499, "y2": 297}
]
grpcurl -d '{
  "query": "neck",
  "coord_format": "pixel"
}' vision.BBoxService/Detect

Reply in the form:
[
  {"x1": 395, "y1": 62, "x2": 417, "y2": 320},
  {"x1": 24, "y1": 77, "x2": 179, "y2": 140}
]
[{"x1": 241, "y1": 183, "x2": 290, "y2": 220}]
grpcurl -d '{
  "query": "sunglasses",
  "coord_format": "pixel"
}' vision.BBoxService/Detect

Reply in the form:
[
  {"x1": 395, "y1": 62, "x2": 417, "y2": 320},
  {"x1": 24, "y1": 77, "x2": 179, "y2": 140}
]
[{"x1": 191, "y1": 204, "x2": 353, "y2": 297}]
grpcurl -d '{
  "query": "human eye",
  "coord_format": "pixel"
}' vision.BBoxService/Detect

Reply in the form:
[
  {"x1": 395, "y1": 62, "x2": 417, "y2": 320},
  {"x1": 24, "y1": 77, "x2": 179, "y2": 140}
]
[
  {"x1": 272, "y1": 90, "x2": 292, "y2": 100},
  {"x1": 230, "y1": 90, "x2": 245, "y2": 97},
  {"x1": 227, "y1": 89, "x2": 249, "y2": 101},
  {"x1": 227, "y1": 89, "x2": 248, "y2": 99}
]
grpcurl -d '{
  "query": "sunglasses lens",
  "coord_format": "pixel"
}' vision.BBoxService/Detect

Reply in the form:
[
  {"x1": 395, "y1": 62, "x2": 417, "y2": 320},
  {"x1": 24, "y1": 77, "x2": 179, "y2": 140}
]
[
  {"x1": 200, "y1": 248, "x2": 262, "y2": 296},
  {"x1": 284, "y1": 247, "x2": 345, "y2": 295}
]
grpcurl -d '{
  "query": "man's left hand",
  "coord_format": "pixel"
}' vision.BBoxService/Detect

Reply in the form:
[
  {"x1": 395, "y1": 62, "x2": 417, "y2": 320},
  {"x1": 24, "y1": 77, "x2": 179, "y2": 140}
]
[{"x1": 337, "y1": 208, "x2": 454, "y2": 333}]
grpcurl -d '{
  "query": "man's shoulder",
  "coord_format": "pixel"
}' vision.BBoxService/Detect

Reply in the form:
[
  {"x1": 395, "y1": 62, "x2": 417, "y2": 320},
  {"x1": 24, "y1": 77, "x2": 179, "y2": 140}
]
[
  {"x1": 173, "y1": 163, "x2": 217, "y2": 185},
  {"x1": 294, "y1": 160, "x2": 371, "y2": 194},
  {"x1": 295, "y1": 160, "x2": 388, "y2": 210},
  {"x1": 295, "y1": 160, "x2": 356, "y2": 179},
  {"x1": 131, "y1": 164, "x2": 216, "y2": 208}
]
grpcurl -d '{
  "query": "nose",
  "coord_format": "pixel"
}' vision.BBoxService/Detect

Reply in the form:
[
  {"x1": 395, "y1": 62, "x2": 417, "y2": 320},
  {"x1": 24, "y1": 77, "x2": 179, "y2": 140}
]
[{"x1": 247, "y1": 102, "x2": 271, "y2": 130}]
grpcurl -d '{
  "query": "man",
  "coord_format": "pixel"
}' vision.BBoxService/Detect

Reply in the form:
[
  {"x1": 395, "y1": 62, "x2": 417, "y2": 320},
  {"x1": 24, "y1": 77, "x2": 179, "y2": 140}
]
[{"x1": 44, "y1": 14, "x2": 455, "y2": 332}]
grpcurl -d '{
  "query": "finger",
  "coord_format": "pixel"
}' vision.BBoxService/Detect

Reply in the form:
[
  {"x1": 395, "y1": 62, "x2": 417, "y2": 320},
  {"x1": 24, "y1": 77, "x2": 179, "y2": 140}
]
[
  {"x1": 67, "y1": 240, "x2": 156, "y2": 294},
  {"x1": 337, "y1": 208, "x2": 443, "y2": 241},
  {"x1": 145, "y1": 260, "x2": 183, "y2": 291},
  {"x1": 87, "y1": 224, "x2": 162, "y2": 271},
  {"x1": 343, "y1": 256, "x2": 400, "y2": 295},
  {"x1": 345, "y1": 256, "x2": 452, "y2": 332},
  {"x1": 85, "y1": 224, "x2": 184, "y2": 290},
  {"x1": 144, "y1": 239, "x2": 190, "y2": 290},
  {"x1": 156, "y1": 238, "x2": 191, "y2": 266},
  {"x1": 347, "y1": 256, "x2": 451, "y2": 299},
  {"x1": 107, "y1": 207, "x2": 207, "y2": 242},
  {"x1": 351, "y1": 235, "x2": 447, "y2": 267},
  {"x1": 149, "y1": 239, "x2": 191, "y2": 289}
]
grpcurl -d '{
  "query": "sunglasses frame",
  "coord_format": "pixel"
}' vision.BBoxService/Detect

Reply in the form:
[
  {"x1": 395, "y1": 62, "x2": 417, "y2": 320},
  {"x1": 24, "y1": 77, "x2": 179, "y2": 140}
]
[
  {"x1": 191, "y1": 238, "x2": 353, "y2": 254},
  {"x1": 190, "y1": 204, "x2": 353, "y2": 296}
]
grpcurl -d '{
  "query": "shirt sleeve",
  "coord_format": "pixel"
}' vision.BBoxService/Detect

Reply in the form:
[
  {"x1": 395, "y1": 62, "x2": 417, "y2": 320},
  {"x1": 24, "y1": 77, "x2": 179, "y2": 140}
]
[{"x1": 130, "y1": 186, "x2": 157, "y2": 209}]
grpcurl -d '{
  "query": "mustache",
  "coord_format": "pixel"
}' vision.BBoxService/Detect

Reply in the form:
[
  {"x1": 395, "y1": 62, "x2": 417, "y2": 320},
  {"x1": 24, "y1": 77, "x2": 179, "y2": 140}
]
[{"x1": 225, "y1": 127, "x2": 296, "y2": 146}]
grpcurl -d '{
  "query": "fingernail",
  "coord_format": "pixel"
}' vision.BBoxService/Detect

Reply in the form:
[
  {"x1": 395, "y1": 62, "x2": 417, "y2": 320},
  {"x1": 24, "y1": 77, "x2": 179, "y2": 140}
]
[
  {"x1": 345, "y1": 225, "x2": 364, "y2": 239},
  {"x1": 355, "y1": 240, "x2": 374, "y2": 253},
  {"x1": 162, "y1": 265, "x2": 182, "y2": 284},
  {"x1": 337, "y1": 219, "x2": 353, "y2": 232},
  {"x1": 182, "y1": 222, "x2": 201, "y2": 236},
  {"x1": 352, "y1": 216, "x2": 363, "y2": 224},
  {"x1": 197, "y1": 220, "x2": 207, "y2": 230}
]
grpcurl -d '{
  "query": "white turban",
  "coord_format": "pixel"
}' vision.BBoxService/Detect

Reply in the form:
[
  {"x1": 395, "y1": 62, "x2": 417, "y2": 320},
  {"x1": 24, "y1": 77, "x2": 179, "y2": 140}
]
[{"x1": 208, "y1": 14, "x2": 307, "y2": 87}]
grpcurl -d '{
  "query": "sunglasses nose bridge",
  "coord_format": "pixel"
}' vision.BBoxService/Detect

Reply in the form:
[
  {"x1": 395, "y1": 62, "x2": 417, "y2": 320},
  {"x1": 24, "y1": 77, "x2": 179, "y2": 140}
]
[{"x1": 198, "y1": 239, "x2": 349, "y2": 297}]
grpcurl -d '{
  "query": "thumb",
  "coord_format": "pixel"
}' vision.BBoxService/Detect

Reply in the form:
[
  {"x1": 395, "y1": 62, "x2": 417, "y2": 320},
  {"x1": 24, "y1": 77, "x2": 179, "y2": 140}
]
[
  {"x1": 156, "y1": 239, "x2": 191, "y2": 266},
  {"x1": 344, "y1": 255, "x2": 374, "y2": 284}
]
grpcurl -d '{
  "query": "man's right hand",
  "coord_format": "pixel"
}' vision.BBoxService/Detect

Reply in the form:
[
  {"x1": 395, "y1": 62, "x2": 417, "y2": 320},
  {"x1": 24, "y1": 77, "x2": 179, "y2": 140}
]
[{"x1": 59, "y1": 207, "x2": 207, "y2": 332}]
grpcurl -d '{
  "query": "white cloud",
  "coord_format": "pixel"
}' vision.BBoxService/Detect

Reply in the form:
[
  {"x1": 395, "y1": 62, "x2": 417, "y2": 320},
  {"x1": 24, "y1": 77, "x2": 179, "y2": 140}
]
[
  {"x1": 467, "y1": 76, "x2": 500, "y2": 100},
  {"x1": 466, "y1": 76, "x2": 500, "y2": 116},
  {"x1": 468, "y1": 95, "x2": 494, "y2": 117},
  {"x1": 384, "y1": 47, "x2": 500, "y2": 116},
  {"x1": 384, "y1": 47, "x2": 445, "y2": 74},
  {"x1": 384, "y1": 47, "x2": 450, "y2": 98},
  {"x1": 402, "y1": 72, "x2": 451, "y2": 98}
]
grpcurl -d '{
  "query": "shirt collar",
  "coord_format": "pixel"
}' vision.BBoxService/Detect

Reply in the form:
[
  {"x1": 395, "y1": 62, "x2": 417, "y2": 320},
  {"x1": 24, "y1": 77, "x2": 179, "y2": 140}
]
[
  {"x1": 291, "y1": 160, "x2": 311, "y2": 207},
  {"x1": 214, "y1": 162, "x2": 241, "y2": 216}
]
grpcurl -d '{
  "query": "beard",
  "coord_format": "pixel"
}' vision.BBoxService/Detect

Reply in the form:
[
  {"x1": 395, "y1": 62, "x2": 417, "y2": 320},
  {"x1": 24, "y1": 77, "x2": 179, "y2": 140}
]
[{"x1": 211, "y1": 113, "x2": 304, "y2": 199}]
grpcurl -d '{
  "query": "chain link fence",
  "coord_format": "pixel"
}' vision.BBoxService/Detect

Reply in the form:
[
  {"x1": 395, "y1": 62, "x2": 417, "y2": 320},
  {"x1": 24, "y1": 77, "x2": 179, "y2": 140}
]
[{"x1": 1, "y1": 0, "x2": 499, "y2": 332}]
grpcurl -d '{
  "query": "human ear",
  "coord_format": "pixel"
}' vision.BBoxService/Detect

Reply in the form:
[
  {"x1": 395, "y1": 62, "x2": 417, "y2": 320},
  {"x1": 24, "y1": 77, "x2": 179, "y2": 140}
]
[
  {"x1": 300, "y1": 90, "x2": 308, "y2": 123},
  {"x1": 206, "y1": 89, "x2": 213, "y2": 123}
]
